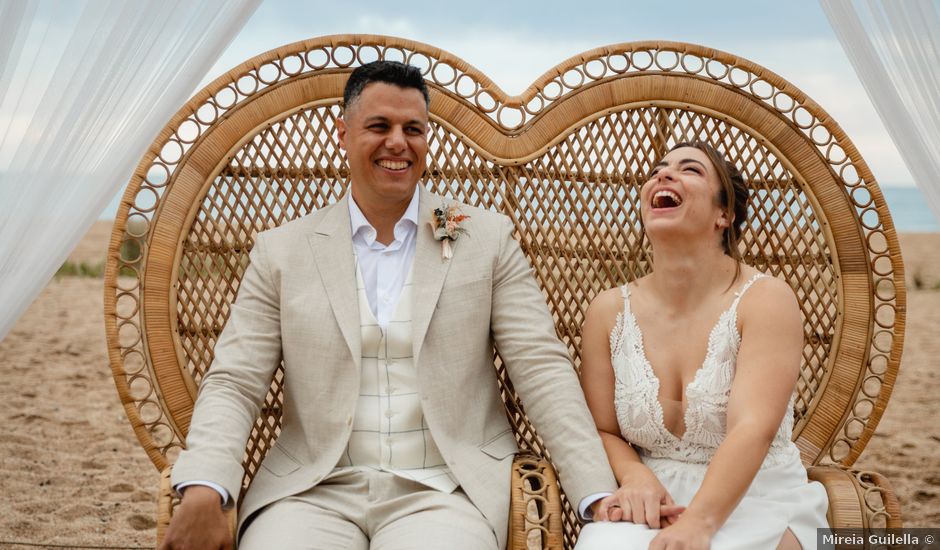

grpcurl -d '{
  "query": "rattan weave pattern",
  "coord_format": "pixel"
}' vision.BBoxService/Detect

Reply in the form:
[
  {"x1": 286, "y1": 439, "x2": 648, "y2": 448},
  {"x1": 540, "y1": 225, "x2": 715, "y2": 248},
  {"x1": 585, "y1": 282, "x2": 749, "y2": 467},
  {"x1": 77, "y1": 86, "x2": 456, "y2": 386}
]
[
  {"x1": 104, "y1": 35, "x2": 905, "y2": 547},
  {"x1": 807, "y1": 465, "x2": 902, "y2": 529}
]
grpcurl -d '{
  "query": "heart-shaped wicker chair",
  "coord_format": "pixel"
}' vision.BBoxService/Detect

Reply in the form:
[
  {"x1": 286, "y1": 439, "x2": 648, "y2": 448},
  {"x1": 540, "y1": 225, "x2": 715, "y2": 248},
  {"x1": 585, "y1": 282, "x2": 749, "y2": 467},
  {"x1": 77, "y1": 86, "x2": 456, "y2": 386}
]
[{"x1": 104, "y1": 35, "x2": 904, "y2": 549}]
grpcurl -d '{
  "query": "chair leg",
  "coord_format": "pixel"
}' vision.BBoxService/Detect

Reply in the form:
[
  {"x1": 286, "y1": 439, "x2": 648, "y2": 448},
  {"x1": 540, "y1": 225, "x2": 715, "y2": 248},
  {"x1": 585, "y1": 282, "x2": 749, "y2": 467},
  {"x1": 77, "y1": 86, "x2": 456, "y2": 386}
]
[
  {"x1": 509, "y1": 453, "x2": 565, "y2": 550},
  {"x1": 157, "y1": 466, "x2": 174, "y2": 547}
]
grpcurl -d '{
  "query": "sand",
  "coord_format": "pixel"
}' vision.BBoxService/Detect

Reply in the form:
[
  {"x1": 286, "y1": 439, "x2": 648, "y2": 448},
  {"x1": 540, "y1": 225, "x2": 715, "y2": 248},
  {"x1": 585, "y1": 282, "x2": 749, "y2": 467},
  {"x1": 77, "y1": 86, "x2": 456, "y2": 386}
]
[{"x1": 0, "y1": 222, "x2": 937, "y2": 548}]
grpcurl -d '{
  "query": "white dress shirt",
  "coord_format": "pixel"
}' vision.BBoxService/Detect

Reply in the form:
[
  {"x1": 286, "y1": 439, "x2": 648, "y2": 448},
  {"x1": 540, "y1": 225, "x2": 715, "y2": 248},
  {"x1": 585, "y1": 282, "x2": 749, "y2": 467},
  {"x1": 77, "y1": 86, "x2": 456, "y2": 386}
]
[{"x1": 348, "y1": 186, "x2": 419, "y2": 330}]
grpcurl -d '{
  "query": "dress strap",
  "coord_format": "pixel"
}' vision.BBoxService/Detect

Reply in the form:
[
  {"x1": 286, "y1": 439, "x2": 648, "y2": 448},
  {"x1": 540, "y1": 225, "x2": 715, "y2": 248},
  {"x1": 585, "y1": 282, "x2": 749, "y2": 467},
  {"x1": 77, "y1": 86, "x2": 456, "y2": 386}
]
[
  {"x1": 620, "y1": 284, "x2": 632, "y2": 313},
  {"x1": 730, "y1": 273, "x2": 768, "y2": 311},
  {"x1": 609, "y1": 284, "x2": 633, "y2": 357}
]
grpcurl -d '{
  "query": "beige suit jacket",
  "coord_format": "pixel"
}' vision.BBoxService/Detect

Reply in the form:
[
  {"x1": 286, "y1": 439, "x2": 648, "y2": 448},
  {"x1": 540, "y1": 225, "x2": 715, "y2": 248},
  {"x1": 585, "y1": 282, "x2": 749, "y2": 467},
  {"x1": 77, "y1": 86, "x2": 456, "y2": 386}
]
[{"x1": 172, "y1": 186, "x2": 617, "y2": 548}]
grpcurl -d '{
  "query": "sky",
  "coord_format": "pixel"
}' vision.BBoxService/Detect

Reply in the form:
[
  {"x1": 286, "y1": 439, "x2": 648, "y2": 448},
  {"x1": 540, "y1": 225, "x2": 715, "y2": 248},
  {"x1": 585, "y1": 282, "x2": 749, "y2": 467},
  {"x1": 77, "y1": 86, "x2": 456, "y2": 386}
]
[{"x1": 195, "y1": 0, "x2": 914, "y2": 186}]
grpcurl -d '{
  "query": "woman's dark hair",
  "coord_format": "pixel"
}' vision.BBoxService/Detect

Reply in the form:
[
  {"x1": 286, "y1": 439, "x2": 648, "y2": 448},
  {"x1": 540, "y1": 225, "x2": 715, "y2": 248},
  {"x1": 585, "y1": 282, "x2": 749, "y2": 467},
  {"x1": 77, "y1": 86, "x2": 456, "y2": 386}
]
[
  {"x1": 667, "y1": 141, "x2": 749, "y2": 261},
  {"x1": 343, "y1": 61, "x2": 430, "y2": 111}
]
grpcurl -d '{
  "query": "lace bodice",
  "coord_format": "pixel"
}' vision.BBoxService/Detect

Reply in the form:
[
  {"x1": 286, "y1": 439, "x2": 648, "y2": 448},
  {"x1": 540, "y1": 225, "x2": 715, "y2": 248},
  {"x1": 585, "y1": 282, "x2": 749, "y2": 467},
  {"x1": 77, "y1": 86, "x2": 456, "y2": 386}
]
[{"x1": 611, "y1": 274, "x2": 801, "y2": 467}]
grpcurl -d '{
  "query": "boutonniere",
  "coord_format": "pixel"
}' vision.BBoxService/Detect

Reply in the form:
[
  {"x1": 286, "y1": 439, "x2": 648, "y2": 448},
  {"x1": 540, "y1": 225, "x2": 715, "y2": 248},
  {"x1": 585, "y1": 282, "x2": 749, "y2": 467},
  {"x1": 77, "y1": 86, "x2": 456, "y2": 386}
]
[{"x1": 429, "y1": 202, "x2": 470, "y2": 260}]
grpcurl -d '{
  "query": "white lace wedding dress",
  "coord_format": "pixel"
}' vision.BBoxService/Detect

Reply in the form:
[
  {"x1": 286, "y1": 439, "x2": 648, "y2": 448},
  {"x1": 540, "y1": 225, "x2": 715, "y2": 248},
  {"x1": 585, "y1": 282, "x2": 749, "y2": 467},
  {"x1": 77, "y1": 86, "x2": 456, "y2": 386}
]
[{"x1": 576, "y1": 275, "x2": 828, "y2": 550}]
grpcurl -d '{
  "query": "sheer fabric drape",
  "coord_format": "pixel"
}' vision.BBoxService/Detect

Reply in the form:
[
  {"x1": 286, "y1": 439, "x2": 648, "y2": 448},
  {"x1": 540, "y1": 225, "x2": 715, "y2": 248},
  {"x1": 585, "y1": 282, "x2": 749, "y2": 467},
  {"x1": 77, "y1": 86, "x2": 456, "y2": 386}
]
[
  {"x1": 0, "y1": 0, "x2": 260, "y2": 341},
  {"x1": 821, "y1": 0, "x2": 940, "y2": 224}
]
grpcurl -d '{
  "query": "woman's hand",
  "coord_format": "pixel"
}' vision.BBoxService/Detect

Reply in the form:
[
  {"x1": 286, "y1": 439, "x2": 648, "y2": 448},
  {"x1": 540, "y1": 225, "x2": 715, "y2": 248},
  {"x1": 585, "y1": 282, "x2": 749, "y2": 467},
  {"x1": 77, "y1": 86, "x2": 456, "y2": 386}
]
[
  {"x1": 648, "y1": 512, "x2": 716, "y2": 550},
  {"x1": 649, "y1": 514, "x2": 715, "y2": 550},
  {"x1": 592, "y1": 463, "x2": 684, "y2": 528}
]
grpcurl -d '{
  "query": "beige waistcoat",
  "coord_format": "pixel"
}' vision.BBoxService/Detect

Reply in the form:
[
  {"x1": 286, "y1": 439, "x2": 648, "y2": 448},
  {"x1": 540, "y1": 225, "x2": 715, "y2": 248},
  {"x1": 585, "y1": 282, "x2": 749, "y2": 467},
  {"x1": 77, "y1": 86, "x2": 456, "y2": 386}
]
[{"x1": 336, "y1": 262, "x2": 456, "y2": 492}]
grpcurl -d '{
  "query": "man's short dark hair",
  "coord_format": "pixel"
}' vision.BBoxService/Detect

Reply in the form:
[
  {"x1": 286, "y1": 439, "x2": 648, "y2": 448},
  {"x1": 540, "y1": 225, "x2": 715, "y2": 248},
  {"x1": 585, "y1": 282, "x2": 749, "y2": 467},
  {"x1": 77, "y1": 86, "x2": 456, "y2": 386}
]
[{"x1": 343, "y1": 61, "x2": 430, "y2": 111}]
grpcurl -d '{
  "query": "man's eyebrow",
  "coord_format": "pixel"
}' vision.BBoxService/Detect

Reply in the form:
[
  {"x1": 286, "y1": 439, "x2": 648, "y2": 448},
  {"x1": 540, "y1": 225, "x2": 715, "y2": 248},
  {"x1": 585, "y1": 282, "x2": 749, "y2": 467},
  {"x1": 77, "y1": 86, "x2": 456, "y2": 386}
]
[{"x1": 362, "y1": 115, "x2": 426, "y2": 126}]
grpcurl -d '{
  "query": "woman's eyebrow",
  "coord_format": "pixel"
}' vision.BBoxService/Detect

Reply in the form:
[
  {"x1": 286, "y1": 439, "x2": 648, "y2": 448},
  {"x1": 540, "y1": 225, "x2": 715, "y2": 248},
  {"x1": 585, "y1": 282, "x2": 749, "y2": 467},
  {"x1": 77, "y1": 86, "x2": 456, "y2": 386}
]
[
  {"x1": 677, "y1": 158, "x2": 707, "y2": 170},
  {"x1": 650, "y1": 158, "x2": 707, "y2": 170}
]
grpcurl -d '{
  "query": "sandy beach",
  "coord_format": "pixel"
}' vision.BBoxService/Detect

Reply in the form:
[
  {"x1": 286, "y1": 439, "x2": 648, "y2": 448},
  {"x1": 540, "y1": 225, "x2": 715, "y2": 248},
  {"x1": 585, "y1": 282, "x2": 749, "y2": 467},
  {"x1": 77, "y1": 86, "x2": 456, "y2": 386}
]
[{"x1": 0, "y1": 221, "x2": 937, "y2": 548}]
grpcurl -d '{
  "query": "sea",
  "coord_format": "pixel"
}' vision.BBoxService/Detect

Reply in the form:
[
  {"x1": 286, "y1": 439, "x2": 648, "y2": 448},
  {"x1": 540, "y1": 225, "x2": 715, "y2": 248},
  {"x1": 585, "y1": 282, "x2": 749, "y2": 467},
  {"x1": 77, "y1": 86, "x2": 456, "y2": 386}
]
[
  {"x1": 880, "y1": 186, "x2": 939, "y2": 232},
  {"x1": 98, "y1": 185, "x2": 939, "y2": 232}
]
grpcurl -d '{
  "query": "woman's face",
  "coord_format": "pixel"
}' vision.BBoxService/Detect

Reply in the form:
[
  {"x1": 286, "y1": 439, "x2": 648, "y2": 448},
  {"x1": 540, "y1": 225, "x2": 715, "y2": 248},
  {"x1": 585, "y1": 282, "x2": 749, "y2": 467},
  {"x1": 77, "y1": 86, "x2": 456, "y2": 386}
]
[{"x1": 640, "y1": 146, "x2": 728, "y2": 241}]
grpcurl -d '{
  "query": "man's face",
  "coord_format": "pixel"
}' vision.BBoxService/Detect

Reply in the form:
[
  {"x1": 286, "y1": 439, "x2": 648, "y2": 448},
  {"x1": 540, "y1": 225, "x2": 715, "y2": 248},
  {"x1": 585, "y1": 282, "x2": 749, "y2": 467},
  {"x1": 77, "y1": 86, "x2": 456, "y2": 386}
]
[{"x1": 337, "y1": 82, "x2": 429, "y2": 209}]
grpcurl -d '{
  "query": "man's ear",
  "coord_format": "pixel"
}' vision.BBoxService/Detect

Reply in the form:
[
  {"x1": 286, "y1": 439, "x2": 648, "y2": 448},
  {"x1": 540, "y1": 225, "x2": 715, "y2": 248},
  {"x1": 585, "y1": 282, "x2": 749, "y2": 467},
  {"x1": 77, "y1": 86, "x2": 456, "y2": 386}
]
[{"x1": 337, "y1": 117, "x2": 347, "y2": 151}]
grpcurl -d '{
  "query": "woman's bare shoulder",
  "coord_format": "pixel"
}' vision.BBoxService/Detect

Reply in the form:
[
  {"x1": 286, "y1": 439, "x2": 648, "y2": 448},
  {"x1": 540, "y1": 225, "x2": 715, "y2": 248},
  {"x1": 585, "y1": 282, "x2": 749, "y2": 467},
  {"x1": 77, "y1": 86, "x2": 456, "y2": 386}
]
[
  {"x1": 738, "y1": 267, "x2": 799, "y2": 317},
  {"x1": 584, "y1": 284, "x2": 628, "y2": 326}
]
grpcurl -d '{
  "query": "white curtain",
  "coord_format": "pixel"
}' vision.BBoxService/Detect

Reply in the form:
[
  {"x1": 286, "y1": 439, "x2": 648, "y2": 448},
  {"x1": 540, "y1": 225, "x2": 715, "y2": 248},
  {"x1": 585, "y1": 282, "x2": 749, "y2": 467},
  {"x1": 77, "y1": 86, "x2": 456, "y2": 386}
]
[
  {"x1": 0, "y1": 0, "x2": 260, "y2": 341},
  {"x1": 820, "y1": 0, "x2": 940, "y2": 226}
]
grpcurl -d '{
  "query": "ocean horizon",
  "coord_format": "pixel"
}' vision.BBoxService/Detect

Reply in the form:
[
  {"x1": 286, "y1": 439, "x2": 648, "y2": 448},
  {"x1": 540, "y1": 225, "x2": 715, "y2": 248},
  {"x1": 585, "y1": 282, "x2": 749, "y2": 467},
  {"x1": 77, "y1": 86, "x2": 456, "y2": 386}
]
[
  {"x1": 879, "y1": 186, "x2": 939, "y2": 232},
  {"x1": 97, "y1": 184, "x2": 939, "y2": 233}
]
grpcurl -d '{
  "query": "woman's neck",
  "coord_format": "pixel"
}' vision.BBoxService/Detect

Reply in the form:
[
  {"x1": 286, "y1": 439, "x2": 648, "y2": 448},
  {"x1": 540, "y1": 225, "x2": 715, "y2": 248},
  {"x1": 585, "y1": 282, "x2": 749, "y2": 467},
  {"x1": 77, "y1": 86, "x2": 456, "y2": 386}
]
[{"x1": 645, "y1": 237, "x2": 738, "y2": 312}]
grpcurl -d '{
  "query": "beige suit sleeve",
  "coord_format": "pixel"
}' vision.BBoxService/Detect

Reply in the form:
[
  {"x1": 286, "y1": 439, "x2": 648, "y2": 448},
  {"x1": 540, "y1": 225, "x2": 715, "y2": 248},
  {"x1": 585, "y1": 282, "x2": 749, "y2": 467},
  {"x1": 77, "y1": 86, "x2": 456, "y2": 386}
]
[
  {"x1": 171, "y1": 232, "x2": 283, "y2": 503},
  {"x1": 488, "y1": 216, "x2": 617, "y2": 509}
]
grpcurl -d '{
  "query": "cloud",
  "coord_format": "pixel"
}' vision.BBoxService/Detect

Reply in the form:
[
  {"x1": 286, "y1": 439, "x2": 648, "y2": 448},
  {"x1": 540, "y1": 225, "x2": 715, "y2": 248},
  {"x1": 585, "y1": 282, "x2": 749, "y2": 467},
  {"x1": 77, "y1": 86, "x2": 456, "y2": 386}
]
[
  {"x1": 352, "y1": 15, "x2": 421, "y2": 38},
  {"x1": 418, "y1": 29, "x2": 596, "y2": 96}
]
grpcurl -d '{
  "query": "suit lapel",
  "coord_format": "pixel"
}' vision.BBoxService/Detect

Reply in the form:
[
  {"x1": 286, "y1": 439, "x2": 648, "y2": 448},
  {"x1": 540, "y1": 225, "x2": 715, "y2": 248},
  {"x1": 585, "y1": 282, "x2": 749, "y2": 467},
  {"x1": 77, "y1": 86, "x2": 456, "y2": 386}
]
[
  {"x1": 308, "y1": 194, "x2": 361, "y2": 366},
  {"x1": 412, "y1": 186, "x2": 455, "y2": 364}
]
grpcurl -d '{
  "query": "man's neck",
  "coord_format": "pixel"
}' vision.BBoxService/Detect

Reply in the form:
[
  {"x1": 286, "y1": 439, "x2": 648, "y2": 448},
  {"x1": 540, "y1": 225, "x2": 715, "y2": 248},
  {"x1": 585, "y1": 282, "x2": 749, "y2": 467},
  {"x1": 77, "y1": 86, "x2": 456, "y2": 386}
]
[{"x1": 350, "y1": 186, "x2": 417, "y2": 245}]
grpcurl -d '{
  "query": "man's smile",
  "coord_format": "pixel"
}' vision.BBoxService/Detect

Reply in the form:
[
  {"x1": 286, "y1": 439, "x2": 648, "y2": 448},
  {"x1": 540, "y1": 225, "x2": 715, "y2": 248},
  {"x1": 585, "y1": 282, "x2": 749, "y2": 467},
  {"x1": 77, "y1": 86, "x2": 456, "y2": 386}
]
[{"x1": 376, "y1": 159, "x2": 411, "y2": 171}]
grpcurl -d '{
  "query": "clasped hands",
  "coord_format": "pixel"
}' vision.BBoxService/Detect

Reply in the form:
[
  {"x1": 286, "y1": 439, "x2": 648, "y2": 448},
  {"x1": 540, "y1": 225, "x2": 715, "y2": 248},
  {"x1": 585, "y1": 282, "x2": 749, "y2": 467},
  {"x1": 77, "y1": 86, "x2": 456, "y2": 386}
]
[
  {"x1": 590, "y1": 464, "x2": 713, "y2": 550},
  {"x1": 591, "y1": 479, "x2": 683, "y2": 528}
]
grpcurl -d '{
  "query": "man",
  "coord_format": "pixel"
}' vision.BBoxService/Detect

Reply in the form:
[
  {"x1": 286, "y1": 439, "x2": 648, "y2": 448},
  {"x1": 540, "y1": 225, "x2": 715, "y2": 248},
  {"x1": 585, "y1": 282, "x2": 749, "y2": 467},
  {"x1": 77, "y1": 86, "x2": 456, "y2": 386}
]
[{"x1": 163, "y1": 61, "x2": 616, "y2": 549}]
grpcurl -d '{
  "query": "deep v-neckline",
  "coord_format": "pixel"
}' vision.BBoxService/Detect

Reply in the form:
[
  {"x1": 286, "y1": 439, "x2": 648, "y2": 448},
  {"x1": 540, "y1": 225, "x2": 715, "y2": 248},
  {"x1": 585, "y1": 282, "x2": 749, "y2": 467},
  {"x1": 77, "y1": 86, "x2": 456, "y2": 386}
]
[{"x1": 620, "y1": 277, "x2": 761, "y2": 441}]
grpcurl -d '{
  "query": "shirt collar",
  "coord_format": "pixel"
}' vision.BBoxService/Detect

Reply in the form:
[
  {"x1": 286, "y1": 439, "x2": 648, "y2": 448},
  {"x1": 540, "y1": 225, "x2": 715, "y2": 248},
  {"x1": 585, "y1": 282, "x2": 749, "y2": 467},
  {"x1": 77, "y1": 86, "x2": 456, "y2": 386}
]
[{"x1": 348, "y1": 185, "x2": 421, "y2": 248}]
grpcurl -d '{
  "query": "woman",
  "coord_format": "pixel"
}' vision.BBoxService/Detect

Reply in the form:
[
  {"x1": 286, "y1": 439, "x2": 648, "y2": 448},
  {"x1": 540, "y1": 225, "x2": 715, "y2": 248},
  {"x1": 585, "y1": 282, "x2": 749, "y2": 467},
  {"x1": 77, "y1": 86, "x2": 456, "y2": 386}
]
[{"x1": 576, "y1": 142, "x2": 828, "y2": 550}]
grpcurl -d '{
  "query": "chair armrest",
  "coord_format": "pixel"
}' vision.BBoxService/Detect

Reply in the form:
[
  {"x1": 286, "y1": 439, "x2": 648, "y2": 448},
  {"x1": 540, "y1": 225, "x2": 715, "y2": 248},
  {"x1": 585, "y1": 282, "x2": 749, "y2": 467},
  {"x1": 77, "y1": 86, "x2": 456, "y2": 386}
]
[
  {"x1": 807, "y1": 464, "x2": 903, "y2": 529},
  {"x1": 157, "y1": 466, "x2": 237, "y2": 547},
  {"x1": 508, "y1": 453, "x2": 565, "y2": 550}
]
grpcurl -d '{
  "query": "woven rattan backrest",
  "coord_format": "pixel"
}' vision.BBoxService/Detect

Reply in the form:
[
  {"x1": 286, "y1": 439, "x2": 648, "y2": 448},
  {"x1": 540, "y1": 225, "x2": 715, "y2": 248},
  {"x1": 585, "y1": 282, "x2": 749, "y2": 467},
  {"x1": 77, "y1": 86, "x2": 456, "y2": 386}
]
[{"x1": 104, "y1": 35, "x2": 904, "y2": 546}]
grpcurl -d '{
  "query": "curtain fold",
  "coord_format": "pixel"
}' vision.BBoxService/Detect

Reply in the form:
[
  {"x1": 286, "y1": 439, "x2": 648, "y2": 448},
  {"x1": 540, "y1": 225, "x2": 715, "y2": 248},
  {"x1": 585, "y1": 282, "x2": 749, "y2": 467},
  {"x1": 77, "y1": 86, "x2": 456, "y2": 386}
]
[
  {"x1": 820, "y1": 0, "x2": 940, "y2": 227},
  {"x1": 0, "y1": 0, "x2": 260, "y2": 342}
]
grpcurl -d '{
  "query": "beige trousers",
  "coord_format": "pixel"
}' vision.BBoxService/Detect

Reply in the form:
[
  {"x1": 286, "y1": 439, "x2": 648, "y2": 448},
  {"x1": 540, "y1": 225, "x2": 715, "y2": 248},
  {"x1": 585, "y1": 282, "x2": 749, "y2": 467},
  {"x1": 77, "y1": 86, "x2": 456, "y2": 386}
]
[{"x1": 238, "y1": 468, "x2": 498, "y2": 550}]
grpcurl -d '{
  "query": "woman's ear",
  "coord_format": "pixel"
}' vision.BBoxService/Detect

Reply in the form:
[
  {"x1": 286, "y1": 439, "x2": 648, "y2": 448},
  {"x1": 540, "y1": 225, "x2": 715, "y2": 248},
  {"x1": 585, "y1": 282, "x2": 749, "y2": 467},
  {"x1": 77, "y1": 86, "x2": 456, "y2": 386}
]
[{"x1": 717, "y1": 212, "x2": 731, "y2": 228}]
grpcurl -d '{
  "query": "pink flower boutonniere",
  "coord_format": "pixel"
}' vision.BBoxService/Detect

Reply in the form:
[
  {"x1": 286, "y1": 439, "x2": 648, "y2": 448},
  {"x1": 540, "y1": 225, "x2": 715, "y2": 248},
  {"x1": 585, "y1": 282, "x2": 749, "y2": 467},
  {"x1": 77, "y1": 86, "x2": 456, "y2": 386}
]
[{"x1": 429, "y1": 202, "x2": 470, "y2": 260}]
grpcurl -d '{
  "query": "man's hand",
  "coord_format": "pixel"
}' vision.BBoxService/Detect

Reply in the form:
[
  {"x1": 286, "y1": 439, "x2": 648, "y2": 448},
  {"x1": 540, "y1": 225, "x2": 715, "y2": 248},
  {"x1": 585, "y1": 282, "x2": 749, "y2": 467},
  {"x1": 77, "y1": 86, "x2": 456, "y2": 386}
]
[{"x1": 159, "y1": 485, "x2": 232, "y2": 550}]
